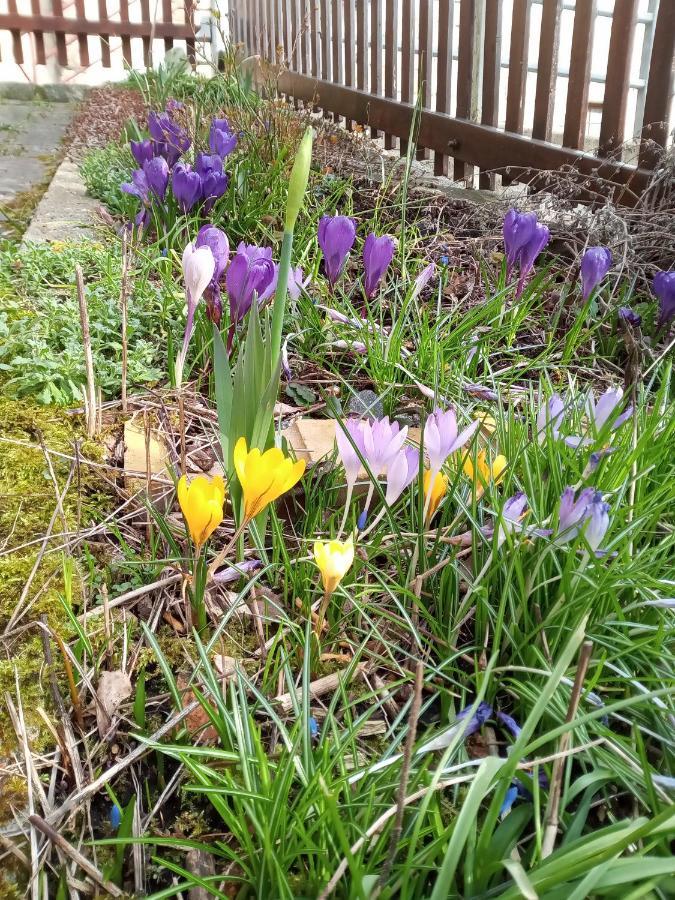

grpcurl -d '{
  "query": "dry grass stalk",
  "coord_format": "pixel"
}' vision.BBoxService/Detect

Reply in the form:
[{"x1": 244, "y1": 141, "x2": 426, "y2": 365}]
[{"x1": 75, "y1": 264, "x2": 97, "y2": 438}]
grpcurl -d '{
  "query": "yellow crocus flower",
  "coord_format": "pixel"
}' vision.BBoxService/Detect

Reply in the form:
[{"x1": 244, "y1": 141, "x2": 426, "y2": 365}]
[
  {"x1": 313, "y1": 536, "x2": 355, "y2": 597},
  {"x1": 423, "y1": 469, "x2": 448, "y2": 522},
  {"x1": 177, "y1": 474, "x2": 226, "y2": 549},
  {"x1": 463, "y1": 449, "x2": 507, "y2": 493},
  {"x1": 234, "y1": 437, "x2": 306, "y2": 521}
]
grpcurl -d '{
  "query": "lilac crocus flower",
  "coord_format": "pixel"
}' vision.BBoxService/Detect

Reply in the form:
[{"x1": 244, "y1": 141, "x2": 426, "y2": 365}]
[
  {"x1": 258, "y1": 264, "x2": 309, "y2": 305},
  {"x1": 172, "y1": 163, "x2": 202, "y2": 213},
  {"x1": 580, "y1": 247, "x2": 612, "y2": 300},
  {"x1": 536, "y1": 393, "x2": 565, "y2": 444},
  {"x1": 196, "y1": 225, "x2": 230, "y2": 325},
  {"x1": 336, "y1": 418, "x2": 367, "y2": 493},
  {"x1": 362, "y1": 416, "x2": 408, "y2": 477},
  {"x1": 363, "y1": 233, "x2": 395, "y2": 299},
  {"x1": 565, "y1": 387, "x2": 632, "y2": 448},
  {"x1": 584, "y1": 491, "x2": 611, "y2": 552},
  {"x1": 618, "y1": 307, "x2": 641, "y2": 328},
  {"x1": 410, "y1": 263, "x2": 436, "y2": 303},
  {"x1": 175, "y1": 241, "x2": 216, "y2": 387},
  {"x1": 385, "y1": 446, "x2": 419, "y2": 506},
  {"x1": 503, "y1": 209, "x2": 537, "y2": 278},
  {"x1": 516, "y1": 222, "x2": 550, "y2": 298},
  {"x1": 130, "y1": 138, "x2": 154, "y2": 167},
  {"x1": 143, "y1": 156, "x2": 169, "y2": 202},
  {"x1": 653, "y1": 271, "x2": 675, "y2": 328},
  {"x1": 209, "y1": 117, "x2": 238, "y2": 157},
  {"x1": 318, "y1": 215, "x2": 357, "y2": 287},
  {"x1": 555, "y1": 487, "x2": 596, "y2": 544},
  {"x1": 424, "y1": 407, "x2": 480, "y2": 476}
]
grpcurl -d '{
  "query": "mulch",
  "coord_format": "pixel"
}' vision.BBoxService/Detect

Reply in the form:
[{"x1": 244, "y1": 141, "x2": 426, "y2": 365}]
[{"x1": 65, "y1": 86, "x2": 148, "y2": 158}]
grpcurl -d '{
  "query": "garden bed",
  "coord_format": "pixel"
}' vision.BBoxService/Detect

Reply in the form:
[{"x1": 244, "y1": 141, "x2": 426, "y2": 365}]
[{"x1": 1, "y1": 57, "x2": 674, "y2": 899}]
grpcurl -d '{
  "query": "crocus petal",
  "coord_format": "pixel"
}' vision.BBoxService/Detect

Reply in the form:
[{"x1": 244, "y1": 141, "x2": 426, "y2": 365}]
[
  {"x1": 363, "y1": 233, "x2": 396, "y2": 298},
  {"x1": 653, "y1": 271, "x2": 675, "y2": 328},
  {"x1": 318, "y1": 215, "x2": 357, "y2": 286},
  {"x1": 580, "y1": 246, "x2": 612, "y2": 300}
]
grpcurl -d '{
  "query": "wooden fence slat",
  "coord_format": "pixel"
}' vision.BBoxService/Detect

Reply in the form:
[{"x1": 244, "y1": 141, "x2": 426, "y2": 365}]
[
  {"x1": 479, "y1": 0, "x2": 502, "y2": 188},
  {"x1": 505, "y1": 0, "x2": 531, "y2": 134},
  {"x1": 639, "y1": 0, "x2": 675, "y2": 169},
  {"x1": 140, "y1": 0, "x2": 150, "y2": 66},
  {"x1": 562, "y1": 0, "x2": 596, "y2": 149},
  {"x1": 416, "y1": 0, "x2": 433, "y2": 158},
  {"x1": 7, "y1": 0, "x2": 23, "y2": 64},
  {"x1": 331, "y1": 0, "x2": 343, "y2": 120},
  {"x1": 455, "y1": 0, "x2": 476, "y2": 183},
  {"x1": 300, "y1": 0, "x2": 309, "y2": 73},
  {"x1": 598, "y1": 0, "x2": 638, "y2": 157},
  {"x1": 370, "y1": 0, "x2": 382, "y2": 138},
  {"x1": 532, "y1": 0, "x2": 561, "y2": 141},
  {"x1": 384, "y1": 0, "x2": 398, "y2": 149},
  {"x1": 97, "y1": 0, "x2": 111, "y2": 66},
  {"x1": 30, "y1": 0, "x2": 46, "y2": 65},
  {"x1": 73, "y1": 0, "x2": 90, "y2": 67},
  {"x1": 400, "y1": 0, "x2": 415, "y2": 154},
  {"x1": 434, "y1": 0, "x2": 453, "y2": 175},
  {"x1": 320, "y1": 0, "x2": 330, "y2": 115},
  {"x1": 50, "y1": 0, "x2": 69, "y2": 65},
  {"x1": 119, "y1": 0, "x2": 132, "y2": 66},
  {"x1": 356, "y1": 0, "x2": 366, "y2": 127},
  {"x1": 344, "y1": 0, "x2": 354, "y2": 129},
  {"x1": 310, "y1": 0, "x2": 319, "y2": 75},
  {"x1": 162, "y1": 0, "x2": 173, "y2": 52}
]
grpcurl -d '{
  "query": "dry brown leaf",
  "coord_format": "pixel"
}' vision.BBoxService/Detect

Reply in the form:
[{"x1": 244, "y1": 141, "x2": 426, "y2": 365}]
[{"x1": 96, "y1": 670, "x2": 132, "y2": 739}]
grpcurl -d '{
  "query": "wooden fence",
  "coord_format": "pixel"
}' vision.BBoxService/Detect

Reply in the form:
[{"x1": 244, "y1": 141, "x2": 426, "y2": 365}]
[
  {"x1": 0, "y1": 0, "x2": 198, "y2": 72},
  {"x1": 231, "y1": 0, "x2": 675, "y2": 203}
]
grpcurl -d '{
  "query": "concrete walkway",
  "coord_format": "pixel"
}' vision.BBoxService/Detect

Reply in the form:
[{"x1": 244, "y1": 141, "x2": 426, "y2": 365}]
[{"x1": 0, "y1": 98, "x2": 74, "y2": 238}]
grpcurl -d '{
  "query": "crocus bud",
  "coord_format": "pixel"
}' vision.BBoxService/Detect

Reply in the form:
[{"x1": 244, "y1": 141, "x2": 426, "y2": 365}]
[
  {"x1": 653, "y1": 271, "x2": 675, "y2": 328},
  {"x1": 313, "y1": 536, "x2": 354, "y2": 597},
  {"x1": 195, "y1": 225, "x2": 230, "y2": 282},
  {"x1": 580, "y1": 247, "x2": 612, "y2": 300},
  {"x1": 385, "y1": 446, "x2": 419, "y2": 506},
  {"x1": 318, "y1": 215, "x2": 357, "y2": 286},
  {"x1": 209, "y1": 117, "x2": 238, "y2": 157},
  {"x1": 618, "y1": 307, "x2": 641, "y2": 328},
  {"x1": 503, "y1": 209, "x2": 537, "y2": 278},
  {"x1": 172, "y1": 163, "x2": 202, "y2": 213},
  {"x1": 285, "y1": 127, "x2": 314, "y2": 232},
  {"x1": 182, "y1": 243, "x2": 216, "y2": 307},
  {"x1": 363, "y1": 233, "x2": 396, "y2": 299},
  {"x1": 516, "y1": 222, "x2": 550, "y2": 297},
  {"x1": 143, "y1": 156, "x2": 169, "y2": 202},
  {"x1": 226, "y1": 243, "x2": 276, "y2": 326}
]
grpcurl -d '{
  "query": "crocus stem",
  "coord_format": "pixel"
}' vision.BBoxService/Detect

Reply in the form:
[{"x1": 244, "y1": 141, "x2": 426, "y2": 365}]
[
  {"x1": 207, "y1": 518, "x2": 249, "y2": 581},
  {"x1": 337, "y1": 482, "x2": 354, "y2": 539},
  {"x1": 270, "y1": 229, "x2": 294, "y2": 370},
  {"x1": 178, "y1": 389, "x2": 187, "y2": 476},
  {"x1": 315, "y1": 589, "x2": 332, "y2": 639}
]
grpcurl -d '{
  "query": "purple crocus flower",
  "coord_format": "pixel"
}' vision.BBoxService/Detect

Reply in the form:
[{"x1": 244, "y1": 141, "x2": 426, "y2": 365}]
[
  {"x1": 503, "y1": 209, "x2": 537, "y2": 278},
  {"x1": 258, "y1": 263, "x2": 310, "y2": 305},
  {"x1": 225, "y1": 243, "x2": 276, "y2": 337},
  {"x1": 580, "y1": 247, "x2": 612, "y2": 300},
  {"x1": 363, "y1": 233, "x2": 395, "y2": 299},
  {"x1": 653, "y1": 271, "x2": 675, "y2": 328},
  {"x1": 143, "y1": 156, "x2": 169, "y2": 202},
  {"x1": 318, "y1": 215, "x2": 357, "y2": 287},
  {"x1": 536, "y1": 393, "x2": 565, "y2": 444},
  {"x1": 209, "y1": 117, "x2": 238, "y2": 157},
  {"x1": 195, "y1": 153, "x2": 229, "y2": 211},
  {"x1": 424, "y1": 407, "x2": 480, "y2": 476},
  {"x1": 172, "y1": 162, "x2": 202, "y2": 213},
  {"x1": 121, "y1": 168, "x2": 152, "y2": 230},
  {"x1": 385, "y1": 446, "x2": 419, "y2": 506},
  {"x1": 148, "y1": 110, "x2": 191, "y2": 162},
  {"x1": 196, "y1": 225, "x2": 230, "y2": 325},
  {"x1": 130, "y1": 138, "x2": 154, "y2": 167},
  {"x1": 516, "y1": 222, "x2": 550, "y2": 298},
  {"x1": 362, "y1": 416, "x2": 408, "y2": 477},
  {"x1": 618, "y1": 307, "x2": 641, "y2": 328}
]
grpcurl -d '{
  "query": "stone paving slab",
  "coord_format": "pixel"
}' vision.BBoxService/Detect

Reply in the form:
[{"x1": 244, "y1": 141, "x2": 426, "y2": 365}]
[
  {"x1": 0, "y1": 98, "x2": 75, "y2": 236},
  {"x1": 23, "y1": 157, "x2": 99, "y2": 243}
]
